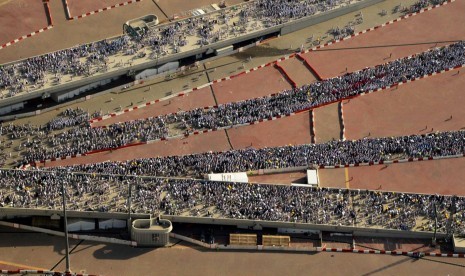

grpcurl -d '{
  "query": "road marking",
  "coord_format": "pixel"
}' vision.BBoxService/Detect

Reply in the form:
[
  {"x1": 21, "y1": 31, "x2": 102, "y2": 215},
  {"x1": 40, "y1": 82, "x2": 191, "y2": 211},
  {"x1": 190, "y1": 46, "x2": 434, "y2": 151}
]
[
  {"x1": 0, "y1": 260, "x2": 48, "y2": 271},
  {"x1": 345, "y1": 167, "x2": 350, "y2": 189}
]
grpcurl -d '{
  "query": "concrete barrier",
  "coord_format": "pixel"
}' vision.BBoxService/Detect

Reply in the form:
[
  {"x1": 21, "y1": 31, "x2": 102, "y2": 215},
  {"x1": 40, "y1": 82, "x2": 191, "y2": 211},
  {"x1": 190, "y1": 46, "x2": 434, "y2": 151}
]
[{"x1": 162, "y1": 215, "x2": 448, "y2": 240}]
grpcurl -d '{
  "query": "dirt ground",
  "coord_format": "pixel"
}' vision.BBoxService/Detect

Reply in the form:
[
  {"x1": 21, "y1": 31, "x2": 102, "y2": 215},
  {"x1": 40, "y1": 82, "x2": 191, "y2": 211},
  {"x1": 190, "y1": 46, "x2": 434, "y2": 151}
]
[
  {"x1": 1, "y1": 228, "x2": 465, "y2": 276},
  {"x1": 302, "y1": 0, "x2": 465, "y2": 79},
  {"x1": 313, "y1": 103, "x2": 342, "y2": 143},
  {"x1": 211, "y1": 65, "x2": 292, "y2": 104},
  {"x1": 318, "y1": 167, "x2": 348, "y2": 189},
  {"x1": 67, "y1": 0, "x2": 135, "y2": 17},
  {"x1": 0, "y1": 0, "x2": 49, "y2": 45},
  {"x1": 227, "y1": 112, "x2": 312, "y2": 149},
  {"x1": 319, "y1": 157, "x2": 465, "y2": 196},
  {"x1": 343, "y1": 69, "x2": 465, "y2": 140}
]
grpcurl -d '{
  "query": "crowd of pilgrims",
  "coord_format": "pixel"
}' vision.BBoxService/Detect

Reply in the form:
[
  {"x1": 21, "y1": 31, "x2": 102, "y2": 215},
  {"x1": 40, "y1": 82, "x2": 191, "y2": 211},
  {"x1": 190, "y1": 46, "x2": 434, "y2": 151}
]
[
  {"x1": 0, "y1": 0, "x2": 459, "y2": 237},
  {"x1": 1, "y1": 0, "x2": 448, "y2": 98},
  {"x1": 0, "y1": 0, "x2": 354, "y2": 97},
  {"x1": 0, "y1": 41, "x2": 463, "y2": 164},
  {"x1": 43, "y1": 130, "x2": 465, "y2": 178},
  {"x1": 0, "y1": 170, "x2": 463, "y2": 234}
]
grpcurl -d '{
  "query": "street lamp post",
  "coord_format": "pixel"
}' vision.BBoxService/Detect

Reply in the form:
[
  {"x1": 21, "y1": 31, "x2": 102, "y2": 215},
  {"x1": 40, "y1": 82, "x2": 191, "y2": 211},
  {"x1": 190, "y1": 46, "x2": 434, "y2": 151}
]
[
  {"x1": 432, "y1": 200, "x2": 438, "y2": 247},
  {"x1": 128, "y1": 181, "x2": 133, "y2": 236},
  {"x1": 61, "y1": 179, "x2": 71, "y2": 274}
]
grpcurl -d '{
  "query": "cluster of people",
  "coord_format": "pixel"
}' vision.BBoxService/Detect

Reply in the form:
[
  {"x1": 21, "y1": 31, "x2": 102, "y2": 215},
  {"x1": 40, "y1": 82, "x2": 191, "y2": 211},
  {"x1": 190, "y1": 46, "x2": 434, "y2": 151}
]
[
  {"x1": 0, "y1": 170, "x2": 124, "y2": 212},
  {"x1": 0, "y1": 37, "x2": 130, "y2": 97},
  {"x1": 0, "y1": 0, "x2": 354, "y2": 98},
  {"x1": 408, "y1": 0, "x2": 448, "y2": 13},
  {"x1": 6, "y1": 41, "x2": 462, "y2": 164},
  {"x1": 45, "y1": 108, "x2": 100, "y2": 131},
  {"x1": 137, "y1": 40, "x2": 465, "y2": 131},
  {"x1": 48, "y1": 130, "x2": 465, "y2": 178},
  {"x1": 21, "y1": 114, "x2": 170, "y2": 163},
  {"x1": 1, "y1": 169, "x2": 464, "y2": 234}
]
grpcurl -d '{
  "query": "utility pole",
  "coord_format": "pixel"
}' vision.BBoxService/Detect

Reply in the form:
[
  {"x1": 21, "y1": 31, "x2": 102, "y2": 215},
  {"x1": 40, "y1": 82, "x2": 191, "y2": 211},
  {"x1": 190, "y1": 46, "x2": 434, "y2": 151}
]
[
  {"x1": 128, "y1": 180, "x2": 133, "y2": 236},
  {"x1": 432, "y1": 200, "x2": 438, "y2": 247},
  {"x1": 446, "y1": 195, "x2": 457, "y2": 238},
  {"x1": 61, "y1": 179, "x2": 71, "y2": 274}
]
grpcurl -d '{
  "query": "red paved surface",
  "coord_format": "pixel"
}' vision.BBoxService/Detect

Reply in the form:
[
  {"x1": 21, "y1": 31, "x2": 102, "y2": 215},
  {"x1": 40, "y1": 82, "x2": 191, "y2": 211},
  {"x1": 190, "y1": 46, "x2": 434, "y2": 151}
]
[
  {"x1": 227, "y1": 112, "x2": 311, "y2": 149},
  {"x1": 318, "y1": 168, "x2": 347, "y2": 189},
  {"x1": 45, "y1": 112, "x2": 311, "y2": 167},
  {"x1": 277, "y1": 57, "x2": 318, "y2": 87},
  {"x1": 67, "y1": 0, "x2": 136, "y2": 17},
  {"x1": 313, "y1": 102, "x2": 341, "y2": 143},
  {"x1": 248, "y1": 171, "x2": 307, "y2": 185},
  {"x1": 0, "y1": 264, "x2": 22, "y2": 271},
  {"x1": 212, "y1": 66, "x2": 292, "y2": 104},
  {"x1": 0, "y1": 0, "x2": 49, "y2": 45},
  {"x1": 302, "y1": 0, "x2": 465, "y2": 79},
  {"x1": 96, "y1": 64, "x2": 295, "y2": 126},
  {"x1": 43, "y1": 130, "x2": 230, "y2": 167},
  {"x1": 92, "y1": 86, "x2": 215, "y2": 127},
  {"x1": 343, "y1": 69, "x2": 465, "y2": 140},
  {"x1": 323, "y1": 157, "x2": 465, "y2": 196}
]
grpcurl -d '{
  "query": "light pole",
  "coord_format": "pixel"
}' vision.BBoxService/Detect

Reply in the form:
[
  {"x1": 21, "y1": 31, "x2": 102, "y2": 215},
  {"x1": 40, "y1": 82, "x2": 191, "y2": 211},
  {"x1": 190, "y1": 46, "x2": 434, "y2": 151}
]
[
  {"x1": 127, "y1": 180, "x2": 133, "y2": 236},
  {"x1": 61, "y1": 179, "x2": 71, "y2": 274},
  {"x1": 432, "y1": 200, "x2": 438, "y2": 247}
]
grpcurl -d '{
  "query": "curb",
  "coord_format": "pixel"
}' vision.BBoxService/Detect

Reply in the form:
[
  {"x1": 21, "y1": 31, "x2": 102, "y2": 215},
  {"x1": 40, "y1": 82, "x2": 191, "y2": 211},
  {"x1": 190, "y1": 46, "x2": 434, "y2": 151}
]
[
  {"x1": 274, "y1": 62, "x2": 297, "y2": 88},
  {"x1": 66, "y1": 0, "x2": 143, "y2": 21},
  {"x1": 296, "y1": 53, "x2": 323, "y2": 81},
  {"x1": 44, "y1": 1, "x2": 53, "y2": 26},
  {"x1": 0, "y1": 270, "x2": 98, "y2": 276},
  {"x1": 310, "y1": 109, "x2": 316, "y2": 144},
  {"x1": 340, "y1": 101, "x2": 346, "y2": 141},
  {"x1": 64, "y1": 0, "x2": 71, "y2": 19},
  {"x1": 0, "y1": 1, "x2": 54, "y2": 51},
  {"x1": 317, "y1": 247, "x2": 465, "y2": 258},
  {"x1": 0, "y1": 26, "x2": 53, "y2": 50}
]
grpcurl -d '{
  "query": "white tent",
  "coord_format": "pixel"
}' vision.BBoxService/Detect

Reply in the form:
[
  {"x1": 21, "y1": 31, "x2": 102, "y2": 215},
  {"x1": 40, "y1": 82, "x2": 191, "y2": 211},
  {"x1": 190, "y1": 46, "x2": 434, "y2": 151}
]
[
  {"x1": 307, "y1": 169, "x2": 319, "y2": 186},
  {"x1": 207, "y1": 172, "x2": 248, "y2": 183}
]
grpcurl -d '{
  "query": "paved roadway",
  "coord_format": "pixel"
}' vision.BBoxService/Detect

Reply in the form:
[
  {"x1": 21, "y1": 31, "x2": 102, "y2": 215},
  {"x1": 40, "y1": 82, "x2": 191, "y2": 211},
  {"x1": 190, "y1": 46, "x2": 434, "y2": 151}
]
[{"x1": 0, "y1": 227, "x2": 465, "y2": 275}]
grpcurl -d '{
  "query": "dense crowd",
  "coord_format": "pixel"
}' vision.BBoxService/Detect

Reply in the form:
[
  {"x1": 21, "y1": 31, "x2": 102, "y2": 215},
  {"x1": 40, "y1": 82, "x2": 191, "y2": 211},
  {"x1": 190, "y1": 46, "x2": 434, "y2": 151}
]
[
  {"x1": 0, "y1": 0, "x2": 353, "y2": 98},
  {"x1": 49, "y1": 130, "x2": 465, "y2": 178},
  {"x1": 4, "y1": 41, "x2": 463, "y2": 164},
  {"x1": 1, "y1": 170, "x2": 464, "y2": 234},
  {"x1": 183, "y1": 41, "x2": 465, "y2": 129}
]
